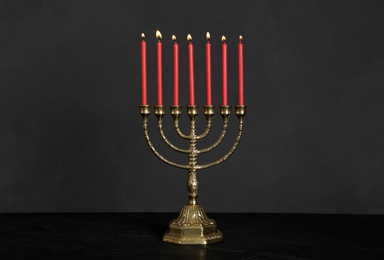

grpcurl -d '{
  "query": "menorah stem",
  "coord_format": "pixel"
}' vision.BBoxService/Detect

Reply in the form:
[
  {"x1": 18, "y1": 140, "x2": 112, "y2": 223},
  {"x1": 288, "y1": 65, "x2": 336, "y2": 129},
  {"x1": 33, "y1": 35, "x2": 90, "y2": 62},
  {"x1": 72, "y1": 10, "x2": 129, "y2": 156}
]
[
  {"x1": 187, "y1": 105, "x2": 199, "y2": 205},
  {"x1": 187, "y1": 170, "x2": 198, "y2": 205}
]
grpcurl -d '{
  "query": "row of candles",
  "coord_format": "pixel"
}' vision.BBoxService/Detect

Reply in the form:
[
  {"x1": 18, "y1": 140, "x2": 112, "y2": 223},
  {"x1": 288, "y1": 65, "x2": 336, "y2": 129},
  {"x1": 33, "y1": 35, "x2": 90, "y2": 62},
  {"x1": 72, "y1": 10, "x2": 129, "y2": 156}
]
[{"x1": 141, "y1": 30, "x2": 244, "y2": 106}]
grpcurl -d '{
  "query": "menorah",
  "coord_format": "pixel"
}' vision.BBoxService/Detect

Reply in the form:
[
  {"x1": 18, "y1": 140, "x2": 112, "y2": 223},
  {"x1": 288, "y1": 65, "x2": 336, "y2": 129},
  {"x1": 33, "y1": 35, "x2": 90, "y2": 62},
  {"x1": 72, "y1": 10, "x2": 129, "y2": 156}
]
[{"x1": 140, "y1": 31, "x2": 246, "y2": 244}]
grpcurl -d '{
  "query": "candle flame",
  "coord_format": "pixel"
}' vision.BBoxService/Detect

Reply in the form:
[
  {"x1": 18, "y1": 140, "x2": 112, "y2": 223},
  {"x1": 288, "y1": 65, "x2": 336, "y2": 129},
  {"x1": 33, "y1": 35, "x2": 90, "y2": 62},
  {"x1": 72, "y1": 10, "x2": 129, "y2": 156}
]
[
  {"x1": 156, "y1": 30, "x2": 162, "y2": 40},
  {"x1": 222, "y1": 36, "x2": 226, "y2": 42},
  {"x1": 172, "y1": 35, "x2": 177, "y2": 42},
  {"x1": 141, "y1": 33, "x2": 145, "y2": 40},
  {"x1": 206, "y1": 32, "x2": 210, "y2": 41},
  {"x1": 239, "y1": 35, "x2": 243, "y2": 42},
  {"x1": 187, "y1": 34, "x2": 192, "y2": 42}
]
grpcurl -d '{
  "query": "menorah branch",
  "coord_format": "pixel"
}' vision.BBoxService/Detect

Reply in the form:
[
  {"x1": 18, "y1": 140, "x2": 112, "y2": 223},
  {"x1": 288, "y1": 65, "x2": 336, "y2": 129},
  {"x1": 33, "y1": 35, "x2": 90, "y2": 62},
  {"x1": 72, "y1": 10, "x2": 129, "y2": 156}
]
[
  {"x1": 198, "y1": 106, "x2": 231, "y2": 154},
  {"x1": 141, "y1": 105, "x2": 189, "y2": 170},
  {"x1": 155, "y1": 105, "x2": 190, "y2": 154},
  {"x1": 198, "y1": 105, "x2": 246, "y2": 170},
  {"x1": 171, "y1": 106, "x2": 191, "y2": 139},
  {"x1": 196, "y1": 105, "x2": 215, "y2": 140},
  {"x1": 172, "y1": 105, "x2": 214, "y2": 140},
  {"x1": 173, "y1": 117, "x2": 190, "y2": 140}
]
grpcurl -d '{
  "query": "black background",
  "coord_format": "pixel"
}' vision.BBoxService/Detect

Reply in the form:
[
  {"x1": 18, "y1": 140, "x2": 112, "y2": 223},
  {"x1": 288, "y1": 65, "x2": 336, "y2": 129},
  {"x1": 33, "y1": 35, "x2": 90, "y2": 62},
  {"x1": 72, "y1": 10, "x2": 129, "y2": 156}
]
[{"x1": 1, "y1": 0, "x2": 383, "y2": 213}]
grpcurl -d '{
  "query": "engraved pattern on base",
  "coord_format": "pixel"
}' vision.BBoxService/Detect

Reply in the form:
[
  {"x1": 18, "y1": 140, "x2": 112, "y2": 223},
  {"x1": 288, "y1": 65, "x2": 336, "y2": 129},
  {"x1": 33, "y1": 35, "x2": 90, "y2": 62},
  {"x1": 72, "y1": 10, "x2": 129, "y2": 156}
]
[{"x1": 163, "y1": 204, "x2": 223, "y2": 245}]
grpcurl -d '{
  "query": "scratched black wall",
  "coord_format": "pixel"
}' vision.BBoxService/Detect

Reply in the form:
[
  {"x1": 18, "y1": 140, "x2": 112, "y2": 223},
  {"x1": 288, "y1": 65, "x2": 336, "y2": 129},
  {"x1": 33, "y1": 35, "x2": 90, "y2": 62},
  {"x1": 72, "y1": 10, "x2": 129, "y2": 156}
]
[{"x1": 1, "y1": 0, "x2": 383, "y2": 213}]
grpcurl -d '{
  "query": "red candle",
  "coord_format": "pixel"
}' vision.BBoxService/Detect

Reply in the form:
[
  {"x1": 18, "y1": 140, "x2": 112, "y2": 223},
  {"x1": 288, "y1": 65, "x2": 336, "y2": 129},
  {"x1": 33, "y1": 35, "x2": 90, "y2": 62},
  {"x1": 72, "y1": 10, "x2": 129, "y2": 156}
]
[
  {"x1": 156, "y1": 30, "x2": 162, "y2": 105},
  {"x1": 141, "y1": 33, "x2": 147, "y2": 105},
  {"x1": 187, "y1": 34, "x2": 195, "y2": 106},
  {"x1": 206, "y1": 32, "x2": 212, "y2": 106},
  {"x1": 172, "y1": 35, "x2": 179, "y2": 106},
  {"x1": 222, "y1": 36, "x2": 228, "y2": 106},
  {"x1": 238, "y1": 35, "x2": 244, "y2": 105}
]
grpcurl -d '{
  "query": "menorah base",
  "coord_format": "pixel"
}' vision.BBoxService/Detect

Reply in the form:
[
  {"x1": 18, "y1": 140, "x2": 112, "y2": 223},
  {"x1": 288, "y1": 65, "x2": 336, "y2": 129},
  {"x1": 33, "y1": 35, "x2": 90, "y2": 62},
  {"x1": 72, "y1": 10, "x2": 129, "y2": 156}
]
[{"x1": 163, "y1": 204, "x2": 223, "y2": 245}]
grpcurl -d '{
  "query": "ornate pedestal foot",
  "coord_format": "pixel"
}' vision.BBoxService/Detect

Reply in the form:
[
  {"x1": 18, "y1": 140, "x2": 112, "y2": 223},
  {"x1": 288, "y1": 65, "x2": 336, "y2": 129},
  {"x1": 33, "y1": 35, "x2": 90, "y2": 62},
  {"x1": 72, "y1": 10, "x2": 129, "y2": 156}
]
[{"x1": 163, "y1": 204, "x2": 223, "y2": 245}]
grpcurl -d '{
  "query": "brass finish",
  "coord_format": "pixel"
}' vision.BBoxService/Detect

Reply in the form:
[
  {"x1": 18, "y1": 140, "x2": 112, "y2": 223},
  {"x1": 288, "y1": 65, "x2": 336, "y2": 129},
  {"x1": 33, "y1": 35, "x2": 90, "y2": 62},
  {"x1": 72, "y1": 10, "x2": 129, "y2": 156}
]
[
  {"x1": 204, "y1": 105, "x2": 215, "y2": 116},
  {"x1": 140, "y1": 104, "x2": 151, "y2": 115},
  {"x1": 154, "y1": 105, "x2": 166, "y2": 116},
  {"x1": 235, "y1": 105, "x2": 247, "y2": 116},
  {"x1": 171, "y1": 105, "x2": 182, "y2": 116},
  {"x1": 163, "y1": 204, "x2": 223, "y2": 244},
  {"x1": 220, "y1": 105, "x2": 231, "y2": 116},
  {"x1": 187, "y1": 105, "x2": 199, "y2": 116},
  {"x1": 140, "y1": 104, "x2": 247, "y2": 245}
]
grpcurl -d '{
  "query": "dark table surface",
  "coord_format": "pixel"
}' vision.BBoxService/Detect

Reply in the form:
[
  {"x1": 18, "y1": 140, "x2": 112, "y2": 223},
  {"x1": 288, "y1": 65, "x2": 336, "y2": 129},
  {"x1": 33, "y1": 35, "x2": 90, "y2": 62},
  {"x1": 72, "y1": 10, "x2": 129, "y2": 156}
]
[{"x1": 0, "y1": 212, "x2": 383, "y2": 259}]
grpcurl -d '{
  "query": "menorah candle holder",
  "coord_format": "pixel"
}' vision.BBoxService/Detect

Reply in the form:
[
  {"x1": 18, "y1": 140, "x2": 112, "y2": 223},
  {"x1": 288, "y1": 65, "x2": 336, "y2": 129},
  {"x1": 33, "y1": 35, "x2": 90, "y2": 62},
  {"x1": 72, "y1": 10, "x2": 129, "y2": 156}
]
[{"x1": 140, "y1": 103, "x2": 246, "y2": 244}]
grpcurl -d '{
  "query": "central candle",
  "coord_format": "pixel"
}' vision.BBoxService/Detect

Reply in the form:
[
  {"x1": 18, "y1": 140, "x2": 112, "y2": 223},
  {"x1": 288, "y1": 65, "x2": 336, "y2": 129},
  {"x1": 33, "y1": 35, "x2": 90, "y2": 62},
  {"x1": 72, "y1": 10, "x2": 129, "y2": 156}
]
[{"x1": 187, "y1": 34, "x2": 195, "y2": 106}]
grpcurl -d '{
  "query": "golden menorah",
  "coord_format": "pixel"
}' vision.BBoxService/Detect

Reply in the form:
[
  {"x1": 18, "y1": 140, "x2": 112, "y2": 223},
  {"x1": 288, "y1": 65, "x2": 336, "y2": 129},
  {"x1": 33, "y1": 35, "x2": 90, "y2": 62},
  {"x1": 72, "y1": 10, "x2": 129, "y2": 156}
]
[{"x1": 140, "y1": 104, "x2": 246, "y2": 244}]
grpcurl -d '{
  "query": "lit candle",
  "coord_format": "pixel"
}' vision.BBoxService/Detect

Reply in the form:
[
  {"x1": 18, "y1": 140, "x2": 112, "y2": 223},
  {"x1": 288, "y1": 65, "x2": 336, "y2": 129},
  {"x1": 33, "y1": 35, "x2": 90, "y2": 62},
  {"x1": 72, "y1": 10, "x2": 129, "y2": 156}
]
[
  {"x1": 206, "y1": 32, "x2": 212, "y2": 106},
  {"x1": 238, "y1": 35, "x2": 244, "y2": 105},
  {"x1": 222, "y1": 36, "x2": 228, "y2": 106},
  {"x1": 141, "y1": 33, "x2": 147, "y2": 105},
  {"x1": 172, "y1": 35, "x2": 179, "y2": 106},
  {"x1": 187, "y1": 34, "x2": 195, "y2": 106},
  {"x1": 156, "y1": 30, "x2": 162, "y2": 105}
]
